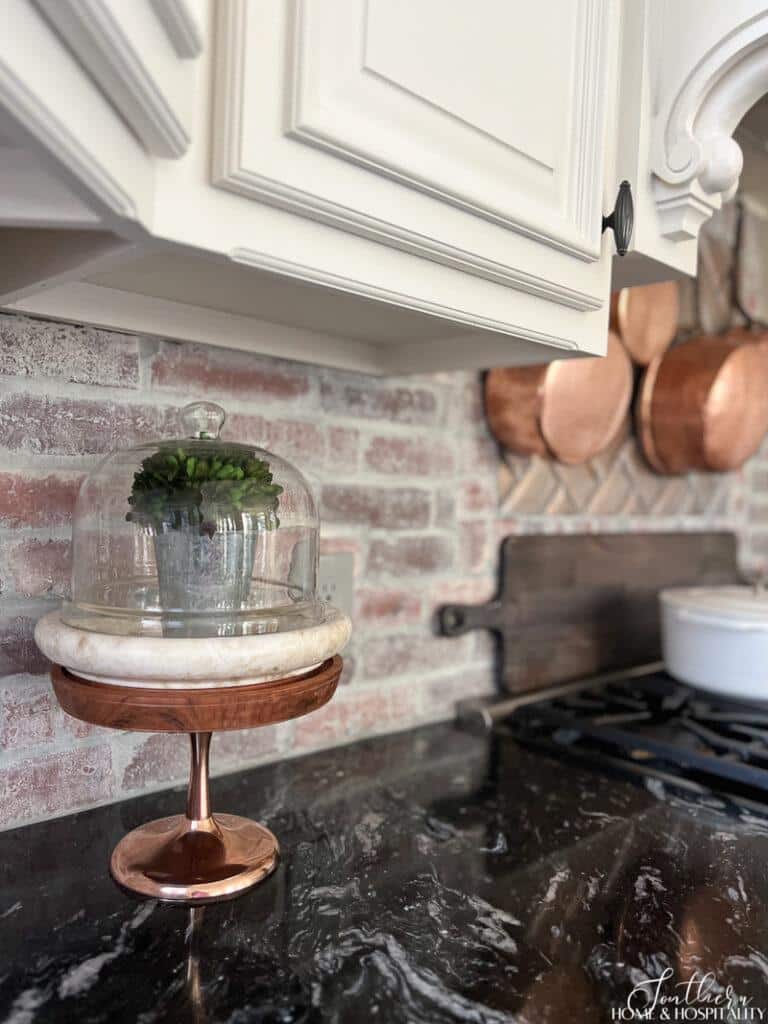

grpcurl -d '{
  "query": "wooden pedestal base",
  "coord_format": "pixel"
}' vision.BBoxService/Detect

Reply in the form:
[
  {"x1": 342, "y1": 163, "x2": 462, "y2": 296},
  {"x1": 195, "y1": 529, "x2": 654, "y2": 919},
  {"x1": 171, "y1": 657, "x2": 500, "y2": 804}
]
[{"x1": 50, "y1": 658, "x2": 342, "y2": 903}]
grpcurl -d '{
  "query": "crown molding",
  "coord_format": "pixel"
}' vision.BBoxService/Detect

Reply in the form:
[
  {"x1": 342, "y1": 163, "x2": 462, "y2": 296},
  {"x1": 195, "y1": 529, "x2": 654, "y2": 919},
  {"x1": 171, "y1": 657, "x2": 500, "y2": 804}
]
[
  {"x1": 33, "y1": 0, "x2": 191, "y2": 158},
  {"x1": 229, "y1": 247, "x2": 580, "y2": 351},
  {"x1": 149, "y1": 0, "x2": 203, "y2": 59}
]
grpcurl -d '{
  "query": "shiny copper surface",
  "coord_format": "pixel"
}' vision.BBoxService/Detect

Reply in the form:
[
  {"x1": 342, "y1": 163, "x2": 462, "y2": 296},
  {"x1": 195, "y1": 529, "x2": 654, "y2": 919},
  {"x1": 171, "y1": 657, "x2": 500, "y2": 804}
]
[
  {"x1": 110, "y1": 812, "x2": 279, "y2": 903},
  {"x1": 110, "y1": 732, "x2": 278, "y2": 903},
  {"x1": 50, "y1": 659, "x2": 343, "y2": 904},
  {"x1": 637, "y1": 331, "x2": 768, "y2": 474},
  {"x1": 485, "y1": 332, "x2": 633, "y2": 464},
  {"x1": 540, "y1": 332, "x2": 633, "y2": 464},
  {"x1": 610, "y1": 281, "x2": 679, "y2": 366}
]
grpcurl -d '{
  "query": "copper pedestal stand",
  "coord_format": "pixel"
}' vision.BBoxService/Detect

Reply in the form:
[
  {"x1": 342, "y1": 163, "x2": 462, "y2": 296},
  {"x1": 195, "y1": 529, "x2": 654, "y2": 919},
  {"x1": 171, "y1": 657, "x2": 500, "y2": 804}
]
[{"x1": 50, "y1": 657, "x2": 342, "y2": 904}]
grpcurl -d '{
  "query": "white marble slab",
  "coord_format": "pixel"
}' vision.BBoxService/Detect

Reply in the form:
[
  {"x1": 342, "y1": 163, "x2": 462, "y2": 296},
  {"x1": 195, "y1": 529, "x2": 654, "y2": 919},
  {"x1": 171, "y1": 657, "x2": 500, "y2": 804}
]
[{"x1": 35, "y1": 607, "x2": 351, "y2": 689}]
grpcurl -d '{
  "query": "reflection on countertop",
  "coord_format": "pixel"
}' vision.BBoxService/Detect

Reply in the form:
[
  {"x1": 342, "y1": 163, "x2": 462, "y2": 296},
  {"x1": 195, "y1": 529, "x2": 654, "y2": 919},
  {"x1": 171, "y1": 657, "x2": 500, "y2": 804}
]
[{"x1": 1, "y1": 723, "x2": 768, "y2": 1023}]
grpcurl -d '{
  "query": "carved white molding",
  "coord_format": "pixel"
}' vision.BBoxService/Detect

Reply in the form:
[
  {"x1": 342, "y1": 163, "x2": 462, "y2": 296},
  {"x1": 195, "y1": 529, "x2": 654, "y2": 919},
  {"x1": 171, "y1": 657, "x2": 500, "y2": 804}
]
[
  {"x1": 0, "y1": 42, "x2": 137, "y2": 218},
  {"x1": 213, "y1": 0, "x2": 609, "y2": 317},
  {"x1": 33, "y1": 0, "x2": 194, "y2": 159},
  {"x1": 287, "y1": 0, "x2": 611, "y2": 262},
  {"x1": 149, "y1": 0, "x2": 203, "y2": 59},
  {"x1": 229, "y1": 247, "x2": 579, "y2": 352},
  {"x1": 651, "y1": 6, "x2": 768, "y2": 241}
]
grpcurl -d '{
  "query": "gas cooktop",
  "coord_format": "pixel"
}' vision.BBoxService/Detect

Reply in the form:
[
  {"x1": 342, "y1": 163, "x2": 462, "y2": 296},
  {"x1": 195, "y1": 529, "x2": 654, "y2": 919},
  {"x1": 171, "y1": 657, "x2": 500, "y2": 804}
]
[{"x1": 461, "y1": 663, "x2": 768, "y2": 811}]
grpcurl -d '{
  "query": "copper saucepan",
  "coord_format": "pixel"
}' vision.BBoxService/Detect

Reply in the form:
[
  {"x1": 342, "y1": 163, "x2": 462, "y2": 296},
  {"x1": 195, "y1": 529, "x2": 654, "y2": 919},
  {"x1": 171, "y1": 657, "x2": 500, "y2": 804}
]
[
  {"x1": 485, "y1": 331, "x2": 633, "y2": 465},
  {"x1": 610, "y1": 281, "x2": 679, "y2": 366},
  {"x1": 637, "y1": 329, "x2": 768, "y2": 474}
]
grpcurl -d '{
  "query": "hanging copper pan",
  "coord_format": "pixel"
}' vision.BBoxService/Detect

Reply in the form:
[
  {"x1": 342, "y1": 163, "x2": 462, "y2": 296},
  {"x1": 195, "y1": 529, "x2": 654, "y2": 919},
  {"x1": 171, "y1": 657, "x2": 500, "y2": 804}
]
[
  {"x1": 485, "y1": 331, "x2": 633, "y2": 465},
  {"x1": 637, "y1": 329, "x2": 768, "y2": 474},
  {"x1": 610, "y1": 281, "x2": 679, "y2": 366}
]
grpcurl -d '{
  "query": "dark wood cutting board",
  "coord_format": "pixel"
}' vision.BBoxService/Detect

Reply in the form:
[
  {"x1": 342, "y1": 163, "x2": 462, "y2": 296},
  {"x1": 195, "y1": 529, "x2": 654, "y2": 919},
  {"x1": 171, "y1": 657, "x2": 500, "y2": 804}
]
[{"x1": 439, "y1": 532, "x2": 739, "y2": 695}]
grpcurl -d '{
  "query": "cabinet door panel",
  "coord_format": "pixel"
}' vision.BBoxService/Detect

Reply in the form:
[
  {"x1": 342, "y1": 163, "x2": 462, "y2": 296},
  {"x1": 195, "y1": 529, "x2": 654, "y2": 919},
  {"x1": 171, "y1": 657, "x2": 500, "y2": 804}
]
[
  {"x1": 291, "y1": 0, "x2": 599, "y2": 256},
  {"x1": 212, "y1": 0, "x2": 619, "y2": 354}
]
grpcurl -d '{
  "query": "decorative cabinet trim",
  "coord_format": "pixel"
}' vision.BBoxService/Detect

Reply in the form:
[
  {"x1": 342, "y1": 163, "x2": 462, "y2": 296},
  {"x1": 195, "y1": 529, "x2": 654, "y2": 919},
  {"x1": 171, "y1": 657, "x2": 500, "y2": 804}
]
[
  {"x1": 229, "y1": 247, "x2": 580, "y2": 352},
  {"x1": 0, "y1": 36, "x2": 136, "y2": 218},
  {"x1": 33, "y1": 0, "x2": 195, "y2": 158},
  {"x1": 212, "y1": 0, "x2": 608, "y2": 315},
  {"x1": 286, "y1": 0, "x2": 610, "y2": 263},
  {"x1": 149, "y1": 0, "x2": 203, "y2": 59},
  {"x1": 651, "y1": 7, "x2": 768, "y2": 241}
]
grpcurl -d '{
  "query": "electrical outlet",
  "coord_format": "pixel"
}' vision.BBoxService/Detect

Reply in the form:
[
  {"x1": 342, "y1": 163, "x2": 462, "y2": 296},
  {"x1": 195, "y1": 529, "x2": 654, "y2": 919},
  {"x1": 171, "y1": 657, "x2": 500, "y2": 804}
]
[{"x1": 318, "y1": 552, "x2": 354, "y2": 617}]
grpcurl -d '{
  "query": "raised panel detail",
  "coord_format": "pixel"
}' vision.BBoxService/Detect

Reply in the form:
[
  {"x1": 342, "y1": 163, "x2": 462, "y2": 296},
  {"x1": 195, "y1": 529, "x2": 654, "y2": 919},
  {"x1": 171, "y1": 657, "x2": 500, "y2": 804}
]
[
  {"x1": 212, "y1": 0, "x2": 618, "y2": 340},
  {"x1": 362, "y1": 0, "x2": 563, "y2": 168},
  {"x1": 288, "y1": 0, "x2": 610, "y2": 259}
]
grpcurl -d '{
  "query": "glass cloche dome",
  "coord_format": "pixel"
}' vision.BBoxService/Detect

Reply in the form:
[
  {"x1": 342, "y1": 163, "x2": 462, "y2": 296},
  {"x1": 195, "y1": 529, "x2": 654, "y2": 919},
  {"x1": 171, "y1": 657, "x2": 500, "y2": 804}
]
[{"x1": 62, "y1": 401, "x2": 324, "y2": 638}]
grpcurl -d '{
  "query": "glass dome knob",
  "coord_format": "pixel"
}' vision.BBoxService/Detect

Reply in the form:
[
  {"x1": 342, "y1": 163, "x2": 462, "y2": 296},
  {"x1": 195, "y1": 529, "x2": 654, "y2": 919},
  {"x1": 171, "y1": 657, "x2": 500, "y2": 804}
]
[{"x1": 180, "y1": 401, "x2": 226, "y2": 440}]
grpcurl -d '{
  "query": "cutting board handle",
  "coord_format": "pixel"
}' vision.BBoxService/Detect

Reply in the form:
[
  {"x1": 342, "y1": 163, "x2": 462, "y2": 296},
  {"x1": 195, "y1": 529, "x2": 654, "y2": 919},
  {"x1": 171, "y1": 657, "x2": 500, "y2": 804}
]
[{"x1": 438, "y1": 601, "x2": 504, "y2": 637}]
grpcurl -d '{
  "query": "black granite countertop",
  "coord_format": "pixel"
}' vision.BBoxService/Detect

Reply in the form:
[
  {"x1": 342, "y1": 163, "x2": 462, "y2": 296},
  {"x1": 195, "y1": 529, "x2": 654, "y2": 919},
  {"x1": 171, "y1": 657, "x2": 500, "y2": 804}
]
[{"x1": 1, "y1": 723, "x2": 768, "y2": 1023}]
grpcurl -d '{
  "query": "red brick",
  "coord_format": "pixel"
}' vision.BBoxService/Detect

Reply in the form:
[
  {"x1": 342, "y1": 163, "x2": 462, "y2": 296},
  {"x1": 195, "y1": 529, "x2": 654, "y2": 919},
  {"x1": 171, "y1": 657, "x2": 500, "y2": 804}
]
[
  {"x1": 421, "y1": 667, "x2": 494, "y2": 720},
  {"x1": 387, "y1": 681, "x2": 422, "y2": 725},
  {"x1": 458, "y1": 478, "x2": 497, "y2": 516},
  {"x1": 321, "y1": 486, "x2": 431, "y2": 529},
  {"x1": 362, "y1": 632, "x2": 473, "y2": 680},
  {"x1": 367, "y1": 535, "x2": 454, "y2": 575},
  {"x1": 7, "y1": 539, "x2": 71, "y2": 598},
  {"x1": 343, "y1": 687, "x2": 392, "y2": 735},
  {"x1": 364, "y1": 436, "x2": 454, "y2": 476},
  {"x1": 225, "y1": 414, "x2": 325, "y2": 464},
  {"x1": 428, "y1": 578, "x2": 496, "y2": 608},
  {"x1": 357, "y1": 588, "x2": 422, "y2": 627},
  {"x1": 339, "y1": 650, "x2": 357, "y2": 686},
  {"x1": 320, "y1": 375, "x2": 439, "y2": 425},
  {"x1": 0, "y1": 680, "x2": 55, "y2": 750},
  {"x1": 150, "y1": 342, "x2": 311, "y2": 402},
  {"x1": 746, "y1": 533, "x2": 768, "y2": 559},
  {"x1": 213, "y1": 725, "x2": 280, "y2": 765},
  {"x1": 0, "y1": 612, "x2": 49, "y2": 677},
  {"x1": 0, "y1": 316, "x2": 139, "y2": 388},
  {"x1": 0, "y1": 394, "x2": 171, "y2": 456},
  {"x1": 459, "y1": 520, "x2": 492, "y2": 573},
  {"x1": 328, "y1": 426, "x2": 359, "y2": 472},
  {"x1": 292, "y1": 687, "x2": 397, "y2": 749},
  {"x1": 0, "y1": 744, "x2": 113, "y2": 827},
  {"x1": 347, "y1": 684, "x2": 422, "y2": 737},
  {"x1": 434, "y1": 489, "x2": 455, "y2": 528},
  {"x1": 319, "y1": 536, "x2": 365, "y2": 577},
  {"x1": 122, "y1": 734, "x2": 188, "y2": 791},
  {"x1": 59, "y1": 708, "x2": 107, "y2": 741},
  {"x1": 459, "y1": 375, "x2": 485, "y2": 425},
  {"x1": 0, "y1": 472, "x2": 84, "y2": 529},
  {"x1": 459, "y1": 434, "x2": 500, "y2": 473},
  {"x1": 749, "y1": 502, "x2": 768, "y2": 525},
  {"x1": 292, "y1": 698, "x2": 350, "y2": 749}
]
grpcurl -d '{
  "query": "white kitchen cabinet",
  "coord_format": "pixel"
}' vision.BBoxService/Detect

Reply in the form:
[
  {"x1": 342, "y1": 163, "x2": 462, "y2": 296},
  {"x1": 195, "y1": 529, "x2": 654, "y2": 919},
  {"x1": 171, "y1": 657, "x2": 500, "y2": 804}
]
[
  {"x1": 0, "y1": 0, "x2": 627, "y2": 372},
  {"x1": 3, "y1": 0, "x2": 765, "y2": 374}
]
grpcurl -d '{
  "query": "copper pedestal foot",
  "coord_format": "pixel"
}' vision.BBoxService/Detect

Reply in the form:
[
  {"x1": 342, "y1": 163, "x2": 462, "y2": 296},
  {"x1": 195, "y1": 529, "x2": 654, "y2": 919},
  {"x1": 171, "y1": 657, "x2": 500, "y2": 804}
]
[{"x1": 110, "y1": 733, "x2": 279, "y2": 903}]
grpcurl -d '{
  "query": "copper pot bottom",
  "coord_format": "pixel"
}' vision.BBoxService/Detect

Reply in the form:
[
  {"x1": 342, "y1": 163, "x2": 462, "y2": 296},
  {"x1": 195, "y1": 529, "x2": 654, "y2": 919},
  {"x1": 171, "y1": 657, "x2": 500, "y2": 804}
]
[
  {"x1": 485, "y1": 331, "x2": 632, "y2": 464},
  {"x1": 611, "y1": 281, "x2": 679, "y2": 366}
]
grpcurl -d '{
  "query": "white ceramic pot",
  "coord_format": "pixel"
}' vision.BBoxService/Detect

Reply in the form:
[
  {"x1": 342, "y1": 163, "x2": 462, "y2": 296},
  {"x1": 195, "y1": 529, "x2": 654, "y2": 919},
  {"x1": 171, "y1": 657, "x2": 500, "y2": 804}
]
[{"x1": 660, "y1": 586, "x2": 768, "y2": 702}]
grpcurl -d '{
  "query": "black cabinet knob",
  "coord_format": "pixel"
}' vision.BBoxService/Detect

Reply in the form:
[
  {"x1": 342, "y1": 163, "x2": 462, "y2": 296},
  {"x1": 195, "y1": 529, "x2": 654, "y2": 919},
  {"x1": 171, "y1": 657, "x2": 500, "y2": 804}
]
[{"x1": 602, "y1": 180, "x2": 634, "y2": 256}]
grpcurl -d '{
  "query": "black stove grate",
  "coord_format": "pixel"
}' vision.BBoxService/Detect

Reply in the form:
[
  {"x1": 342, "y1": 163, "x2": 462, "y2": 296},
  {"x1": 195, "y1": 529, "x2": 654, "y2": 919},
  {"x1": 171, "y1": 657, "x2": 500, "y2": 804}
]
[{"x1": 500, "y1": 670, "x2": 768, "y2": 803}]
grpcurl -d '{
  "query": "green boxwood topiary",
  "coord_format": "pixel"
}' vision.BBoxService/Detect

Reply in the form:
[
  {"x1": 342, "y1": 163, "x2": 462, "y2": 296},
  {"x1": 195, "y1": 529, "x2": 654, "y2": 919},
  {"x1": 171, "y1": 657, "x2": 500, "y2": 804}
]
[{"x1": 127, "y1": 445, "x2": 282, "y2": 536}]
